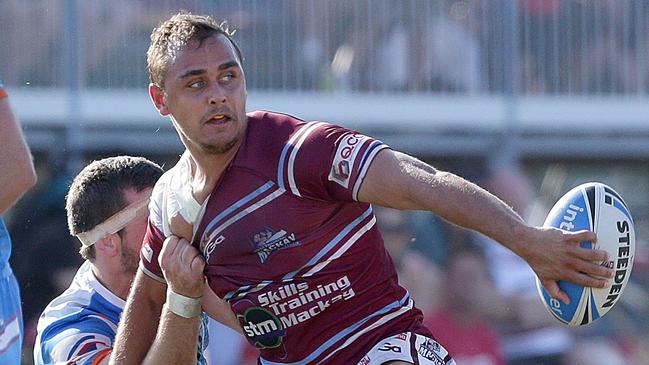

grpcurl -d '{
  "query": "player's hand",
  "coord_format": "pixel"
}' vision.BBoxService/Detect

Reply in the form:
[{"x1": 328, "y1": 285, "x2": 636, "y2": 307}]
[
  {"x1": 159, "y1": 235, "x2": 205, "y2": 298},
  {"x1": 519, "y1": 227, "x2": 614, "y2": 305}
]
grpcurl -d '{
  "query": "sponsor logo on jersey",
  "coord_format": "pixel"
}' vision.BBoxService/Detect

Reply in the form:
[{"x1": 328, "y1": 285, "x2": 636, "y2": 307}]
[
  {"x1": 396, "y1": 333, "x2": 408, "y2": 341},
  {"x1": 328, "y1": 133, "x2": 369, "y2": 188},
  {"x1": 418, "y1": 339, "x2": 444, "y2": 365},
  {"x1": 379, "y1": 342, "x2": 402, "y2": 353},
  {"x1": 201, "y1": 234, "x2": 225, "y2": 262},
  {"x1": 249, "y1": 227, "x2": 300, "y2": 263},
  {"x1": 238, "y1": 306, "x2": 286, "y2": 349}
]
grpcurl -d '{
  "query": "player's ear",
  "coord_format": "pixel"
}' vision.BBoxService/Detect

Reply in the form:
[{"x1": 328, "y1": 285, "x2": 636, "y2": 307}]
[
  {"x1": 95, "y1": 234, "x2": 120, "y2": 257},
  {"x1": 149, "y1": 83, "x2": 170, "y2": 116}
]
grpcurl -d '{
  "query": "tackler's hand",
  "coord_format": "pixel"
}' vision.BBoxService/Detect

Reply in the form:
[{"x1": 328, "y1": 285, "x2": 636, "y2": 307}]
[{"x1": 159, "y1": 235, "x2": 205, "y2": 298}]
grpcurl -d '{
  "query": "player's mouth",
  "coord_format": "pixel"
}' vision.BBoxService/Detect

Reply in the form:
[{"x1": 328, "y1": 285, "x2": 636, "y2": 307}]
[{"x1": 205, "y1": 113, "x2": 233, "y2": 126}]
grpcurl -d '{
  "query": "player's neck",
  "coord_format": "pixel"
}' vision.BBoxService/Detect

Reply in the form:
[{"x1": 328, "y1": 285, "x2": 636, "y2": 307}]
[
  {"x1": 187, "y1": 142, "x2": 240, "y2": 202},
  {"x1": 91, "y1": 261, "x2": 132, "y2": 301}
]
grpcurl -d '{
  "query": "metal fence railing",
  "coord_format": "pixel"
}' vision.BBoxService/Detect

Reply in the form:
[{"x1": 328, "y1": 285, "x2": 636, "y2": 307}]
[{"x1": 2, "y1": 0, "x2": 649, "y2": 95}]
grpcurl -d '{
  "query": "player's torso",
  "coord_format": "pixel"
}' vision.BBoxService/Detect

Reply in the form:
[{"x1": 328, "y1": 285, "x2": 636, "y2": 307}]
[{"x1": 190, "y1": 112, "x2": 426, "y2": 364}]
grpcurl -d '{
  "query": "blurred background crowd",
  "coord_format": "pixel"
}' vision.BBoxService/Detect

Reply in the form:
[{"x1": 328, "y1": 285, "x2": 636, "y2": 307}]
[{"x1": 1, "y1": 0, "x2": 649, "y2": 364}]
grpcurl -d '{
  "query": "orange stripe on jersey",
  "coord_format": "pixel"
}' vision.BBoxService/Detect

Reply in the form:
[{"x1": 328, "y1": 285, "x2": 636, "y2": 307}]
[{"x1": 92, "y1": 348, "x2": 112, "y2": 365}]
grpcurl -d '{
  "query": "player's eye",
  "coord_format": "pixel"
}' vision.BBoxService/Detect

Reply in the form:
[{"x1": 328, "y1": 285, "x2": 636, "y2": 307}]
[
  {"x1": 220, "y1": 73, "x2": 234, "y2": 83},
  {"x1": 187, "y1": 79, "x2": 205, "y2": 89}
]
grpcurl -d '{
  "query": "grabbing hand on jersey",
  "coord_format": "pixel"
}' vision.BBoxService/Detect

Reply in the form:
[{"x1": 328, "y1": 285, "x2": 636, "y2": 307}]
[{"x1": 159, "y1": 236, "x2": 205, "y2": 298}]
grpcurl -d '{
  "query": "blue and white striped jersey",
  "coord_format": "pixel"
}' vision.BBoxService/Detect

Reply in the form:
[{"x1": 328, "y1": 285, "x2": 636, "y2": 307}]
[
  {"x1": 34, "y1": 261, "x2": 209, "y2": 365},
  {"x1": 34, "y1": 261, "x2": 122, "y2": 365}
]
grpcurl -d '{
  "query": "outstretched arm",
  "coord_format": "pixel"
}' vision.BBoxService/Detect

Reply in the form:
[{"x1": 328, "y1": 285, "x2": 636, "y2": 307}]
[
  {"x1": 357, "y1": 149, "x2": 613, "y2": 304},
  {"x1": 0, "y1": 85, "x2": 37, "y2": 214}
]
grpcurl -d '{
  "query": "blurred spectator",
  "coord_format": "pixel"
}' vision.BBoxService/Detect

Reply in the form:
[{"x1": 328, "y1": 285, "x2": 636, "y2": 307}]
[
  {"x1": 477, "y1": 166, "x2": 573, "y2": 365},
  {"x1": 562, "y1": 337, "x2": 627, "y2": 365},
  {"x1": 374, "y1": 206, "x2": 442, "y2": 313},
  {"x1": 421, "y1": 0, "x2": 484, "y2": 93},
  {"x1": 519, "y1": 0, "x2": 561, "y2": 93},
  {"x1": 424, "y1": 246, "x2": 506, "y2": 365},
  {"x1": 0, "y1": 0, "x2": 62, "y2": 87}
]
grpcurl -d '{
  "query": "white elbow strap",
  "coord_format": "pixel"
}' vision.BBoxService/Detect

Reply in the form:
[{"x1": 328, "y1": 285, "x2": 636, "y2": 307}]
[{"x1": 166, "y1": 289, "x2": 202, "y2": 319}]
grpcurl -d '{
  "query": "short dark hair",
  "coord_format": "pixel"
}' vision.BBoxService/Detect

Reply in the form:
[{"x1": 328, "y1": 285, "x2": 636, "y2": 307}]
[
  {"x1": 147, "y1": 10, "x2": 243, "y2": 87},
  {"x1": 65, "y1": 156, "x2": 163, "y2": 261}
]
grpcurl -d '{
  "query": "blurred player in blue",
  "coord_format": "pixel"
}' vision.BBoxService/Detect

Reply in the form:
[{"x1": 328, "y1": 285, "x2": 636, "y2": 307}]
[
  {"x1": 0, "y1": 79, "x2": 37, "y2": 365},
  {"x1": 32, "y1": 156, "x2": 191, "y2": 364}
]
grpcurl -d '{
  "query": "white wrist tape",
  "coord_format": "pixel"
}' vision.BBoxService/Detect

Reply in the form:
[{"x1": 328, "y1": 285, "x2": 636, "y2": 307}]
[{"x1": 166, "y1": 289, "x2": 202, "y2": 318}]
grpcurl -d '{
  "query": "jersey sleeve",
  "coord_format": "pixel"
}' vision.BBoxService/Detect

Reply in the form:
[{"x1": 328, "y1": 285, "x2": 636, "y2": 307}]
[
  {"x1": 36, "y1": 318, "x2": 114, "y2": 365},
  {"x1": 138, "y1": 181, "x2": 167, "y2": 283},
  {"x1": 280, "y1": 122, "x2": 390, "y2": 202}
]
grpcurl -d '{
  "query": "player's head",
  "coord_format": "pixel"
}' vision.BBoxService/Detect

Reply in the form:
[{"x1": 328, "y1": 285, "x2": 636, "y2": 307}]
[
  {"x1": 66, "y1": 156, "x2": 162, "y2": 274},
  {"x1": 147, "y1": 11, "x2": 248, "y2": 157},
  {"x1": 147, "y1": 11, "x2": 243, "y2": 88}
]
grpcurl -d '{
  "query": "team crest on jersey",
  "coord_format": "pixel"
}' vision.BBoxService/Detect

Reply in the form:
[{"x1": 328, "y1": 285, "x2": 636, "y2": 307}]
[{"x1": 249, "y1": 227, "x2": 300, "y2": 263}]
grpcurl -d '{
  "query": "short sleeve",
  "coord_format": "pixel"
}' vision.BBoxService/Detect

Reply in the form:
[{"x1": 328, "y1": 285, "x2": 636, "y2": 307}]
[
  {"x1": 37, "y1": 318, "x2": 114, "y2": 365},
  {"x1": 139, "y1": 219, "x2": 166, "y2": 283},
  {"x1": 278, "y1": 122, "x2": 389, "y2": 202},
  {"x1": 138, "y1": 176, "x2": 168, "y2": 283}
]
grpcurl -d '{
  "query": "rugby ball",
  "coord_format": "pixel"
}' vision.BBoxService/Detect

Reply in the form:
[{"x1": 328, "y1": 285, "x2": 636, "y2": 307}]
[{"x1": 536, "y1": 182, "x2": 635, "y2": 326}]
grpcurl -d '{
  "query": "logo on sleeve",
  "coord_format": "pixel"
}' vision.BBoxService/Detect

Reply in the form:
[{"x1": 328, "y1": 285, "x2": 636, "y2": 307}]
[
  {"x1": 328, "y1": 133, "x2": 369, "y2": 188},
  {"x1": 141, "y1": 243, "x2": 153, "y2": 263}
]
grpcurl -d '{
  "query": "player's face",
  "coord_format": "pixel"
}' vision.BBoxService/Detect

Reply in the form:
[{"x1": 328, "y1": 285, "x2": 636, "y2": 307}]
[
  {"x1": 119, "y1": 188, "x2": 152, "y2": 275},
  {"x1": 153, "y1": 34, "x2": 247, "y2": 156}
]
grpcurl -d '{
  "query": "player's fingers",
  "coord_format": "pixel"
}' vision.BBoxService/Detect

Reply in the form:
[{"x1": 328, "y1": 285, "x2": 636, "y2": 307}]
[
  {"x1": 177, "y1": 238, "x2": 200, "y2": 264},
  {"x1": 189, "y1": 253, "x2": 206, "y2": 278},
  {"x1": 566, "y1": 229, "x2": 597, "y2": 244},
  {"x1": 563, "y1": 268, "x2": 609, "y2": 289},
  {"x1": 570, "y1": 244, "x2": 609, "y2": 263},
  {"x1": 542, "y1": 280, "x2": 570, "y2": 305},
  {"x1": 569, "y1": 253, "x2": 614, "y2": 279},
  {"x1": 159, "y1": 235, "x2": 181, "y2": 267}
]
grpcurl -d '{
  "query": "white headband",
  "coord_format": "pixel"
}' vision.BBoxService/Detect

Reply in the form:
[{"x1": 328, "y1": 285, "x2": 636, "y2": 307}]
[{"x1": 76, "y1": 196, "x2": 150, "y2": 247}]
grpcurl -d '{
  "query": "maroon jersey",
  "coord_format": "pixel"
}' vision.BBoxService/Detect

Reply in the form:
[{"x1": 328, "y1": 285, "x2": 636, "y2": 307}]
[{"x1": 140, "y1": 111, "x2": 431, "y2": 364}]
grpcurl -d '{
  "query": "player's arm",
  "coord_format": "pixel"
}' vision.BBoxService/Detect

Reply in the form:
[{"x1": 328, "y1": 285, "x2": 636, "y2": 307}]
[
  {"x1": 202, "y1": 286, "x2": 243, "y2": 334},
  {"x1": 0, "y1": 84, "x2": 37, "y2": 214},
  {"x1": 111, "y1": 236, "x2": 205, "y2": 365},
  {"x1": 109, "y1": 269, "x2": 165, "y2": 365},
  {"x1": 357, "y1": 149, "x2": 614, "y2": 304},
  {"x1": 142, "y1": 235, "x2": 205, "y2": 365}
]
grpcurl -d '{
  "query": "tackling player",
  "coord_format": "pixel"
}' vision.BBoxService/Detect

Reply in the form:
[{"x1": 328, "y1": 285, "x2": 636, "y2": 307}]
[{"x1": 33, "y1": 156, "x2": 211, "y2": 364}]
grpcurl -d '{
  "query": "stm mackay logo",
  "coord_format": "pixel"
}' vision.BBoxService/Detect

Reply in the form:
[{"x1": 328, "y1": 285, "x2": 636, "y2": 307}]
[
  {"x1": 239, "y1": 307, "x2": 286, "y2": 349},
  {"x1": 250, "y1": 227, "x2": 300, "y2": 263}
]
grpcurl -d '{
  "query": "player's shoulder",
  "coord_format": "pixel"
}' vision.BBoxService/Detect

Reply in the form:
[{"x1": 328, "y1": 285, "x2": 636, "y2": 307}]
[
  {"x1": 246, "y1": 110, "x2": 344, "y2": 150},
  {"x1": 36, "y1": 263, "x2": 122, "y2": 333},
  {"x1": 149, "y1": 152, "x2": 192, "y2": 225}
]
